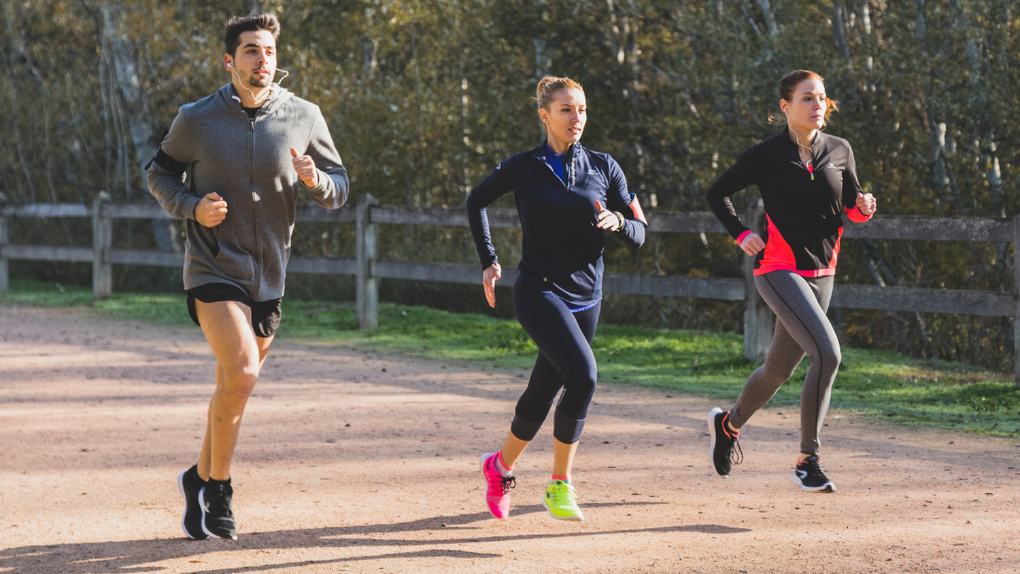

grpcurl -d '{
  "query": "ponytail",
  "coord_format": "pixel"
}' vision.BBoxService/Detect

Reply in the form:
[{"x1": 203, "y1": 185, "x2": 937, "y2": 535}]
[{"x1": 535, "y1": 76, "x2": 584, "y2": 113}]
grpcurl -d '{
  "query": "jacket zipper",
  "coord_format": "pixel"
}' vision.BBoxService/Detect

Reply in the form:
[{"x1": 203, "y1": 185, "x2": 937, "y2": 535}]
[
  {"x1": 803, "y1": 143, "x2": 815, "y2": 181},
  {"x1": 538, "y1": 146, "x2": 574, "y2": 191},
  {"x1": 538, "y1": 154, "x2": 570, "y2": 191},
  {"x1": 248, "y1": 111, "x2": 262, "y2": 299}
]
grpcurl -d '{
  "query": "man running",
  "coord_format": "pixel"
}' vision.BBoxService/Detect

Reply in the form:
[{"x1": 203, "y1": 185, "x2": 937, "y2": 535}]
[{"x1": 147, "y1": 13, "x2": 349, "y2": 540}]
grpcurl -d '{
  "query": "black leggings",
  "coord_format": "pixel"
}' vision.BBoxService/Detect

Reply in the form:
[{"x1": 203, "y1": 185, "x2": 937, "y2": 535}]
[{"x1": 510, "y1": 291, "x2": 601, "y2": 445}]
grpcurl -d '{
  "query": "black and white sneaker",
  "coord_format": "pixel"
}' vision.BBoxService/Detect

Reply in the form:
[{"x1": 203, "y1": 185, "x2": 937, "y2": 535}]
[
  {"x1": 199, "y1": 478, "x2": 238, "y2": 540},
  {"x1": 177, "y1": 465, "x2": 208, "y2": 540},
  {"x1": 791, "y1": 455, "x2": 835, "y2": 492},
  {"x1": 707, "y1": 407, "x2": 742, "y2": 477}
]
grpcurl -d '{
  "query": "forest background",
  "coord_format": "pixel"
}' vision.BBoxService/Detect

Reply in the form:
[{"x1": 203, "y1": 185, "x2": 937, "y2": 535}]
[{"x1": 2, "y1": 0, "x2": 1018, "y2": 371}]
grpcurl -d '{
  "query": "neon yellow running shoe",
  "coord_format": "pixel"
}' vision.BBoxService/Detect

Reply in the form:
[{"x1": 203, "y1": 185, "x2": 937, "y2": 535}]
[{"x1": 543, "y1": 480, "x2": 584, "y2": 521}]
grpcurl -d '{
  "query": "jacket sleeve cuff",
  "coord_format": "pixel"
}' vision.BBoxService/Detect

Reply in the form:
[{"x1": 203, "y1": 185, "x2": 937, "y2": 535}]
[
  {"x1": 301, "y1": 170, "x2": 326, "y2": 192},
  {"x1": 183, "y1": 195, "x2": 202, "y2": 221},
  {"x1": 736, "y1": 230, "x2": 753, "y2": 244},
  {"x1": 846, "y1": 205, "x2": 873, "y2": 223}
]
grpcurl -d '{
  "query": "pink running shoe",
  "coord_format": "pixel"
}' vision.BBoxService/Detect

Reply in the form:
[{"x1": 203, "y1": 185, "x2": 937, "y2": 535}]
[{"x1": 479, "y1": 452, "x2": 515, "y2": 519}]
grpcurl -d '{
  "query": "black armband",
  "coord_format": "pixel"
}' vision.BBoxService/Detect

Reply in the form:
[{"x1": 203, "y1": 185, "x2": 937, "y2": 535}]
[{"x1": 145, "y1": 147, "x2": 188, "y2": 176}]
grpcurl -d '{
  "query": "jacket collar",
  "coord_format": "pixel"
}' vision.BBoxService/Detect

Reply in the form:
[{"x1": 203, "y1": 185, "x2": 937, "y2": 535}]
[
  {"x1": 779, "y1": 127, "x2": 827, "y2": 151},
  {"x1": 531, "y1": 140, "x2": 583, "y2": 161},
  {"x1": 217, "y1": 83, "x2": 291, "y2": 114}
]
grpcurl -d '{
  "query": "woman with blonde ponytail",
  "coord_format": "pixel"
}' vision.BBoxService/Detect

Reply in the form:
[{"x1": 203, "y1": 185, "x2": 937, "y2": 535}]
[{"x1": 467, "y1": 76, "x2": 646, "y2": 521}]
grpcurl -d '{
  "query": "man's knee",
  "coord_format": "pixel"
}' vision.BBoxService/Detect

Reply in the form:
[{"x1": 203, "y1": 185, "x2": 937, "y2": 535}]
[{"x1": 218, "y1": 357, "x2": 261, "y2": 396}]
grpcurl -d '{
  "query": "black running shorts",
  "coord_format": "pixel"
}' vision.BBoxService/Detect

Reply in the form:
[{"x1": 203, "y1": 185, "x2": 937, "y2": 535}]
[{"x1": 186, "y1": 283, "x2": 282, "y2": 338}]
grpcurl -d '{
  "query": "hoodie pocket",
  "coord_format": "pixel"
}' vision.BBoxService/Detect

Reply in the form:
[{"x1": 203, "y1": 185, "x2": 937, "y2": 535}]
[
  {"x1": 256, "y1": 218, "x2": 293, "y2": 288},
  {"x1": 210, "y1": 222, "x2": 256, "y2": 282}
]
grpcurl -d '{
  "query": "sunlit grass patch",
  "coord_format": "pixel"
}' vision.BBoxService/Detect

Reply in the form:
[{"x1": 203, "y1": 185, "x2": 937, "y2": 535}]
[{"x1": 3, "y1": 278, "x2": 1017, "y2": 436}]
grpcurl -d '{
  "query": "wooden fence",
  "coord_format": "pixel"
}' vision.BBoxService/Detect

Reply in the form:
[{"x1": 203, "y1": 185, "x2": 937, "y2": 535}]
[{"x1": 2, "y1": 192, "x2": 1019, "y2": 385}]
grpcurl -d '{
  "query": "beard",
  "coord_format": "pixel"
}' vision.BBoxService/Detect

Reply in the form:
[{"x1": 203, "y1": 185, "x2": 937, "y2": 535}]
[{"x1": 248, "y1": 73, "x2": 273, "y2": 88}]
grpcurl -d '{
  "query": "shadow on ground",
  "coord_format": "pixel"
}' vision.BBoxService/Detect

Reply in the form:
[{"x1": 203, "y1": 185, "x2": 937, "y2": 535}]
[{"x1": 1, "y1": 502, "x2": 748, "y2": 573}]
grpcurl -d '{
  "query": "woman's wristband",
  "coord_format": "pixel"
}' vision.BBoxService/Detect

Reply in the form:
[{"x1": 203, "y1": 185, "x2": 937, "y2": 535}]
[{"x1": 613, "y1": 211, "x2": 625, "y2": 232}]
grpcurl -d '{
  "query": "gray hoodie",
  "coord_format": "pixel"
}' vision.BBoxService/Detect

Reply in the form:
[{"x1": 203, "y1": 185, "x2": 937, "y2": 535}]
[{"x1": 147, "y1": 84, "x2": 349, "y2": 301}]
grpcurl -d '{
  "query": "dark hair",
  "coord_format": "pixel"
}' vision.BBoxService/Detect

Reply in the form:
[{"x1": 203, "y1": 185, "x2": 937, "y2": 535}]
[
  {"x1": 770, "y1": 69, "x2": 839, "y2": 125},
  {"x1": 224, "y1": 13, "x2": 280, "y2": 57},
  {"x1": 535, "y1": 75, "x2": 584, "y2": 113}
]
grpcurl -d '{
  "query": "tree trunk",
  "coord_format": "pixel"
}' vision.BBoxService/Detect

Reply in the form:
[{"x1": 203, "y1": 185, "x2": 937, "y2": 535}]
[
  {"x1": 95, "y1": 2, "x2": 178, "y2": 250},
  {"x1": 4, "y1": 3, "x2": 36, "y2": 202}
]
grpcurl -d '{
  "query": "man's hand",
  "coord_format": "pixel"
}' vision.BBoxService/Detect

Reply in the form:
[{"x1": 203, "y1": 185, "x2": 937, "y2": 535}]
[
  {"x1": 856, "y1": 192, "x2": 877, "y2": 216},
  {"x1": 291, "y1": 147, "x2": 319, "y2": 187},
  {"x1": 483, "y1": 263, "x2": 501, "y2": 308},
  {"x1": 195, "y1": 192, "x2": 228, "y2": 227}
]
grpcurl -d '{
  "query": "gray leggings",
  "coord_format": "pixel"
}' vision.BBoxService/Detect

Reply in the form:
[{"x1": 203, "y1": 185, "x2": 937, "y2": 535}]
[{"x1": 729, "y1": 271, "x2": 840, "y2": 456}]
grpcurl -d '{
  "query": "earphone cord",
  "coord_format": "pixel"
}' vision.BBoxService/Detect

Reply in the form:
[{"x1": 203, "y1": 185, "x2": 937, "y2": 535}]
[
  {"x1": 230, "y1": 66, "x2": 290, "y2": 104},
  {"x1": 790, "y1": 129, "x2": 812, "y2": 156}
]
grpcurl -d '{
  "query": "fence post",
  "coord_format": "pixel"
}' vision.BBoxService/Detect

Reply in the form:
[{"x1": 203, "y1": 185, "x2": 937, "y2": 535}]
[
  {"x1": 356, "y1": 193, "x2": 379, "y2": 328},
  {"x1": 743, "y1": 200, "x2": 772, "y2": 363},
  {"x1": 93, "y1": 192, "x2": 112, "y2": 300},
  {"x1": 1014, "y1": 215, "x2": 1020, "y2": 388},
  {"x1": 0, "y1": 194, "x2": 8, "y2": 295}
]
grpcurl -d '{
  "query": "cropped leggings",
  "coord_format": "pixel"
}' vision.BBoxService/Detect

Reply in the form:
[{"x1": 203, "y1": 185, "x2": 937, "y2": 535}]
[
  {"x1": 510, "y1": 290, "x2": 601, "y2": 445},
  {"x1": 729, "y1": 271, "x2": 840, "y2": 456}
]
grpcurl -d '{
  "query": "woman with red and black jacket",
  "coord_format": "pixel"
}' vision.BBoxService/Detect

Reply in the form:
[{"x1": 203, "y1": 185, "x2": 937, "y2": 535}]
[
  {"x1": 706, "y1": 70, "x2": 876, "y2": 493},
  {"x1": 467, "y1": 76, "x2": 646, "y2": 521}
]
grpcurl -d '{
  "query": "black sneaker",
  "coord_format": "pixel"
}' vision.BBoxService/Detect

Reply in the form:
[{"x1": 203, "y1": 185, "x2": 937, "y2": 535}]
[
  {"x1": 707, "y1": 407, "x2": 742, "y2": 477},
  {"x1": 791, "y1": 455, "x2": 836, "y2": 492},
  {"x1": 177, "y1": 465, "x2": 208, "y2": 540},
  {"x1": 199, "y1": 478, "x2": 238, "y2": 540}
]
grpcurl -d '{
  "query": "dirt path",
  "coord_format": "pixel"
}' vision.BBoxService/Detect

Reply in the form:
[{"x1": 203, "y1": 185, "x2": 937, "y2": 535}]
[{"x1": 1, "y1": 305, "x2": 1018, "y2": 573}]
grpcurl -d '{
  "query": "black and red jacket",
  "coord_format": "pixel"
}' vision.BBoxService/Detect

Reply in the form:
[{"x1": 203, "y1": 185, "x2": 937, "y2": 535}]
[{"x1": 706, "y1": 130, "x2": 872, "y2": 277}]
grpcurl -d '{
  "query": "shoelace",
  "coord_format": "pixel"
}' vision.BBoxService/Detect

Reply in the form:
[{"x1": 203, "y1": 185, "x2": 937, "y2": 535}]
[
  {"x1": 205, "y1": 485, "x2": 233, "y2": 517},
  {"x1": 728, "y1": 434, "x2": 744, "y2": 466},
  {"x1": 485, "y1": 458, "x2": 516, "y2": 495},
  {"x1": 500, "y1": 475, "x2": 516, "y2": 495},
  {"x1": 722, "y1": 415, "x2": 744, "y2": 466},
  {"x1": 800, "y1": 457, "x2": 825, "y2": 477},
  {"x1": 548, "y1": 482, "x2": 579, "y2": 505}
]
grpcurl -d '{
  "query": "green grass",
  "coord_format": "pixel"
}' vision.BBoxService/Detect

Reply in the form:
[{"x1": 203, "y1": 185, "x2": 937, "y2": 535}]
[{"x1": 4, "y1": 278, "x2": 1019, "y2": 437}]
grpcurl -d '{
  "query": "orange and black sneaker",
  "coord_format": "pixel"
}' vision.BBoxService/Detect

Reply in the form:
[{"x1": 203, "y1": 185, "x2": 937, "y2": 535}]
[
  {"x1": 791, "y1": 455, "x2": 835, "y2": 492},
  {"x1": 708, "y1": 407, "x2": 743, "y2": 477}
]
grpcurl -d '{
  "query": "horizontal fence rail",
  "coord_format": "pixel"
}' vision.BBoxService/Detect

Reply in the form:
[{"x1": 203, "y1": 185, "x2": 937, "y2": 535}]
[{"x1": 1, "y1": 193, "x2": 1018, "y2": 385}]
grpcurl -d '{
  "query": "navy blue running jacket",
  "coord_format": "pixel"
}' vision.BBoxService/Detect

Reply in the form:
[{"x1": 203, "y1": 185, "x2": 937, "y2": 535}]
[{"x1": 467, "y1": 142, "x2": 646, "y2": 306}]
